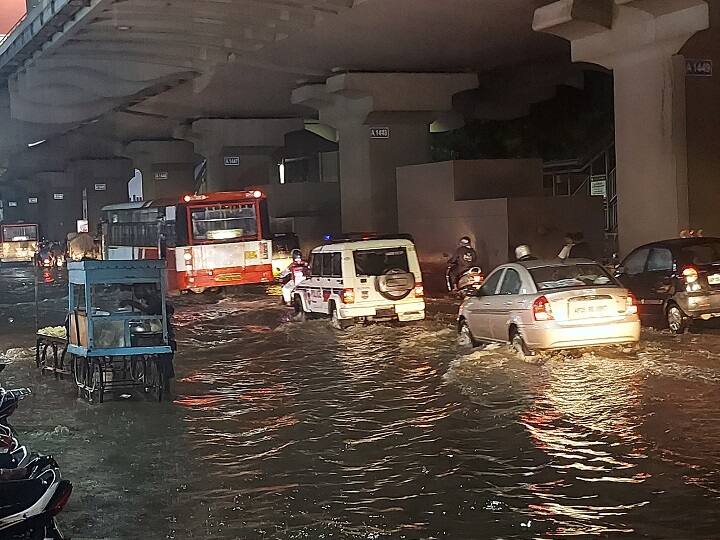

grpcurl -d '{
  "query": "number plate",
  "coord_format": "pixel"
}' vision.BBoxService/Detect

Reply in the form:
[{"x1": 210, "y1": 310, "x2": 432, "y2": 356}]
[
  {"x1": 375, "y1": 307, "x2": 396, "y2": 318},
  {"x1": 708, "y1": 274, "x2": 720, "y2": 285},
  {"x1": 572, "y1": 302, "x2": 610, "y2": 318},
  {"x1": 245, "y1": 250, "x2": 258, "y2": 260}
]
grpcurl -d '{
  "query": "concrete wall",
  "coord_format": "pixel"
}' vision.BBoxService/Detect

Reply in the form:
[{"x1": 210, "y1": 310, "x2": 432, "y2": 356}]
[
  {"x1": 256, "y1": 182, "x2": 341, "y2": 252},
  {"x1": 453, "y1": 159, "x2": 544, "y2": 200},
  {"x1": 398, "y1": 160, "x2": 607, "y2": 291},
  {"x1": 507, "y1": 195, "x2": 606, "y2": 260},
  {"x1": 682, "y1": 4, "x2": 720, "y2": 236},
  {"x1": 397, "y1": 161, "x2": 510, "y2": 284}
]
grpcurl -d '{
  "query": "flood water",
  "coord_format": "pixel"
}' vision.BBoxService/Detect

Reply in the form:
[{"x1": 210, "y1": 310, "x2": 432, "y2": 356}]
[{"x1": 1, "y1": 266, "x2": 719, "y2": 539}]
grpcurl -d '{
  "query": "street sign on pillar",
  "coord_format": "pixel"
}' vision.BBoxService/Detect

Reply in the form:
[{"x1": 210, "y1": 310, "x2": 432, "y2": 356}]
[
  {"x1": 686, "y1": 59, "x2": 712, "y2": 77},
  {"x1": 370, "y1": 127, "x2": 390, "y2": 139}
]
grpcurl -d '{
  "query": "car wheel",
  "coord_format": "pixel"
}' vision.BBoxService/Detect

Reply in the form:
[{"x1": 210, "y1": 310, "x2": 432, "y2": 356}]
[
  {"x1": 666, "y1": 303, "x2": 689, "y2": 334},
  {"x1": 330, "y1": 304, "x2": 350, "y2": 330},
  {"x1": 292, "y1": 296, "x2": 307, "y2": 323},
  {"x1": 457, "y1": 321, "x2": 477, "y2": 348},
  {"x1": 510, "y1": 329, "x2": 533, "y2": 362}
]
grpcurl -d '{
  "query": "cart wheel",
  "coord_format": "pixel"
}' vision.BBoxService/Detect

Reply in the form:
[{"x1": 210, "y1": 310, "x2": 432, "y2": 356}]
[
  {"x1": 152, "y1": 360, "x2": 164, "y2": 402},
  {"x1": 73, "y1": 356, "x2": 85, "y2": 390},
  {"x1": 86, "y1": 360, "x2": 104, "y2": 404},
  {"x1": 129, "y1": 357, "x2": 144, "y2": 382}
]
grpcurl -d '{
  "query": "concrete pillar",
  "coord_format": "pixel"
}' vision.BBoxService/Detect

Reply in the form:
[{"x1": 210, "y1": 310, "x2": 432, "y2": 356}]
[
  {"x1": 181, "y1": 118, "x2": 304, "y2": 192},
  {"x1": 31, "y1": 171, "x2": 81, "y2": 240},
  {"x1": 65, "y1": 158, "x2": 133, "y2": 231},
  {"x1": 123, "y1": 140, "x2": 196, "y2": 201},
  {"x1": 534, "y1": 0, "x2": 709, "y2": 254},
  {"x1": 292, "y1": 72, "x2": 477, "y2": 233}
]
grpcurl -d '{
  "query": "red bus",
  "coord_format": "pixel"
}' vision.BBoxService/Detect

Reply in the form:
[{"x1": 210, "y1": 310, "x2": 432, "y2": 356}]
[{"x1": 101, "y1": 191, "x2": 273, "y2": 292}]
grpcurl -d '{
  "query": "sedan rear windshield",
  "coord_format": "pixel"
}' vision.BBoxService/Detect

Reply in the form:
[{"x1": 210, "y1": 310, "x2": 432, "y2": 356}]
[
  {"x1": 530, "y1": 263, "x2": 617, "y2": 291},
  {"x1": 354, "y1": 247, "x2": 409, "y2": 276},
  {"x1": 679, "y1": 241, "x2": 720, "y2": 266}
]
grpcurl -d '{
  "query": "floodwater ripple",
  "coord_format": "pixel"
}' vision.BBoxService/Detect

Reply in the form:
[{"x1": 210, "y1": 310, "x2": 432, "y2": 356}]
[{"x1": 0, "y1": 266, "x2": 718, "y2": 538}]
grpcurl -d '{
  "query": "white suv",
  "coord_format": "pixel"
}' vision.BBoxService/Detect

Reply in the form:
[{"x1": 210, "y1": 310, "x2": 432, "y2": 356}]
[{"x1": 291, "y1": 237, "x2": 426, "y2": 329}]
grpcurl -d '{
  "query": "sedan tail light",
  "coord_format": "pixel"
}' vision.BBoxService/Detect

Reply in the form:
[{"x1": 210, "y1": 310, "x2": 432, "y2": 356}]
[
  {"x1": 533, "y1": 296, "x2": 554, "y2": 321},
  {"x1": 682, "y1": 266, "x2": 699, "y2": 283},
  {"x1": 625, "y1": 292, "x2": 638, "y2": 315}
]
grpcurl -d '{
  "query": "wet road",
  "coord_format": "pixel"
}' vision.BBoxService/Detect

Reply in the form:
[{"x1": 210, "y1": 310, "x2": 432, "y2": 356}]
[{"x1": 1, "y1": 267, "x2": 719, "y2": 539}]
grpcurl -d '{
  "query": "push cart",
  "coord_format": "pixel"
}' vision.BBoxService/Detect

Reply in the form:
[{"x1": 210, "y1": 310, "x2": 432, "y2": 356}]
[{"x1": 66, "y1": 260, "x2": 173, "y2": 403}]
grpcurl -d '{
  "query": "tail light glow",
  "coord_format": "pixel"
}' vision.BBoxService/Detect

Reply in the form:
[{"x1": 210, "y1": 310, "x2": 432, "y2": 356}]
[
  {"x1": 48, "y1": 481, "x2": 73, "y2": 516},
  {"x1": 342, "y1": 288, "x2": 355, "y2": 304},
  {"x1": 252, "y1": 190, "x2": 263, "y2": 199},
  {"x1": 625, "y1": 293, "x2": 638, "y2": 315},
  {"x1": 414, "y1": 282, "x2": 424, "y2": 298},
  {"x1": 682, "y1": 266, "x2": 699, "y2": 283},
  {"x1": 533, "y1": 296, "x2": 554, "y2": 321}
]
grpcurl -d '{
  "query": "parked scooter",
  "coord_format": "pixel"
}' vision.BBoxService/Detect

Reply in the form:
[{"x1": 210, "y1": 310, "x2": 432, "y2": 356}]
[
  {"x1": 0, "y1": 462, "x2": 72, "y2": 539},
  {"x1": 0, "y1": 366, "x2": 72, "y2": 539},
  {"x1": 446, "y1": 266, "x2": 484, "y2": 295}
]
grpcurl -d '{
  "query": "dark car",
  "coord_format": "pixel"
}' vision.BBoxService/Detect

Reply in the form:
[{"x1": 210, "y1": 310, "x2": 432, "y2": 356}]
[{"x1": 615, "y1": 237, "x2": 720, "y2": 333}]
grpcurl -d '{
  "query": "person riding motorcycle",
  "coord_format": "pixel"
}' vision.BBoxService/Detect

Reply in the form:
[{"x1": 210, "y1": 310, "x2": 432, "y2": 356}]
[
  {"x1": 281, "y1": 249, "x2": 309, "y2": 305},
  {"x1": 447, "y1": 236, "x2": 478, "y2": 290}
]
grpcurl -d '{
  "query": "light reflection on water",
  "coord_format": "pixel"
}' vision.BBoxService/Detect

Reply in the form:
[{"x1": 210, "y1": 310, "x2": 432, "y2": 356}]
[{"x1": 0, "y1": 267, "x2": 718, "y2": 538}]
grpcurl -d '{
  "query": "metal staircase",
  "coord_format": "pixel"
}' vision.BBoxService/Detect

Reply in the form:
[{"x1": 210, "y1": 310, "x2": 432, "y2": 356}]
[{"x1": 543, "y1": 141, "x2": 617, "y2": 234}]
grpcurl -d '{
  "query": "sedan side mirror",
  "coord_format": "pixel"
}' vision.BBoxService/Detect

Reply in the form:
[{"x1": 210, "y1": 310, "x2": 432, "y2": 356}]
[{"x1": 463, "y1": 287, "x2": 482, "y2": 298}]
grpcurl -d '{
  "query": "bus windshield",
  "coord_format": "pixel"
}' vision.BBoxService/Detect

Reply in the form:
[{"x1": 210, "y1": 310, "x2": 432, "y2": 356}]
[
  {"x1": 2, "y1": 225, "x2": 38, "y2": 242},
  {"x1": 190, "y1": 203, "x2": 258, "y2": 243}
]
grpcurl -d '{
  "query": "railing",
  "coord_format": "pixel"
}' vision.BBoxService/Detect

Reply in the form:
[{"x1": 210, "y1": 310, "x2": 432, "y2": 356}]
[{"x1": 543, "y1": 140, "x2": 617, "y2": 233}]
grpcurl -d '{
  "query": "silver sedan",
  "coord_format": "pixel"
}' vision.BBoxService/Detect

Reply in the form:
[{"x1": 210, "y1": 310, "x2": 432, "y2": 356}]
[{"x1": 457, "y1": 259, "x2": 641, "y2": 358}]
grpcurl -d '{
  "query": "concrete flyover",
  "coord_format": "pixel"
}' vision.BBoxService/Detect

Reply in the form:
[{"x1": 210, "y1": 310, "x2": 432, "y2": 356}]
[{"x1": 0, "y1": 0, "x2": 716, "y2": 256}]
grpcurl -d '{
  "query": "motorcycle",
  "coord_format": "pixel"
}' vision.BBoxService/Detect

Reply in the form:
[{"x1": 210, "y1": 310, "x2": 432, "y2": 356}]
[
  {"x1": 446, "y1": 265, "x2": 484, "y2": 295},
  {"x1": 0, "y1": 459, "x2": 72, "y2": 540},
  {"x1": 0, "y1": 370, "x2": 72, "y2": 539}
]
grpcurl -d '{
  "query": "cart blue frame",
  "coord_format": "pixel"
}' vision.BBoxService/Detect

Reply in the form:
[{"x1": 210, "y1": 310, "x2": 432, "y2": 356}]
[{"x1": 67, "y1": 260, "x2": 172, "y2": 403}]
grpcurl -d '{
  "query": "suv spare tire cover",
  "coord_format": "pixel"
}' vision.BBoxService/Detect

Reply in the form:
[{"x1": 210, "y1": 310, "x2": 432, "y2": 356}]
[{"x1": 375, "y1": 268, "x2": 414, "y2": 301}]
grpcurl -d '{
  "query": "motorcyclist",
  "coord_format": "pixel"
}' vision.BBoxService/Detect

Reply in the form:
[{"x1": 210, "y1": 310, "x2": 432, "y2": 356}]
[
  {"x1": 515, "y1": 244, "x2": 537, "y2": 262},
  {"x1": 558, "y1": 232, "x2": 593, "y2": 260},
  {"x1": 448, "y1": 236, "x2": 478, "y2": 290},
  {"x1": 281, "y1": 249, "x2": 309, "y2": 305}
]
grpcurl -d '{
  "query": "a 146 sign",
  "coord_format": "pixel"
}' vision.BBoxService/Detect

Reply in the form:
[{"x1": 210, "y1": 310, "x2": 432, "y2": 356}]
[
  {"x1": 370, "y1": 127, "x2": 390, "y2": 139},
  {"x1": 686, "y1": 58, "x2": 712, "y2": 77}
]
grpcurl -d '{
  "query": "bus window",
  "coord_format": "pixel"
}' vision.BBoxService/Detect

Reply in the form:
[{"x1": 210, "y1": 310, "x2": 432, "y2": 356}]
[
  {"x1": 189, "y1": 203, "x2": 258, "y2": 243},
  {"x1": 2, "y1": 225, "x2": 38, "y2": 242}
]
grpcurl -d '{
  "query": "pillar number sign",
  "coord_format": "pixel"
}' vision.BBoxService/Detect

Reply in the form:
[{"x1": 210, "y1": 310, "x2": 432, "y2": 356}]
[
  {"x1": 224, "y1": 156, "x2": 240, "y2": 166},
  {"x1": 686, "y1": 59, "x2": 712, "y2": 77},
  {"x1": 370, "y1": 127, "x2": 390, "y2": 139},
  {"x1": 7, "y1": 201, "x2": 17, "y2": 207},
  {"x1": 94, "y1": 183, "x2": 107, "y2": 191},
  {"x1": 53, "y1": 193, "x2": 64, "y2": 200},
  {"x1": 154, "y1": 171, "x2": 169, "y2": 181},
  {"x1": 28, "y1": 197, "x2": 38, "y2": 204}
]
